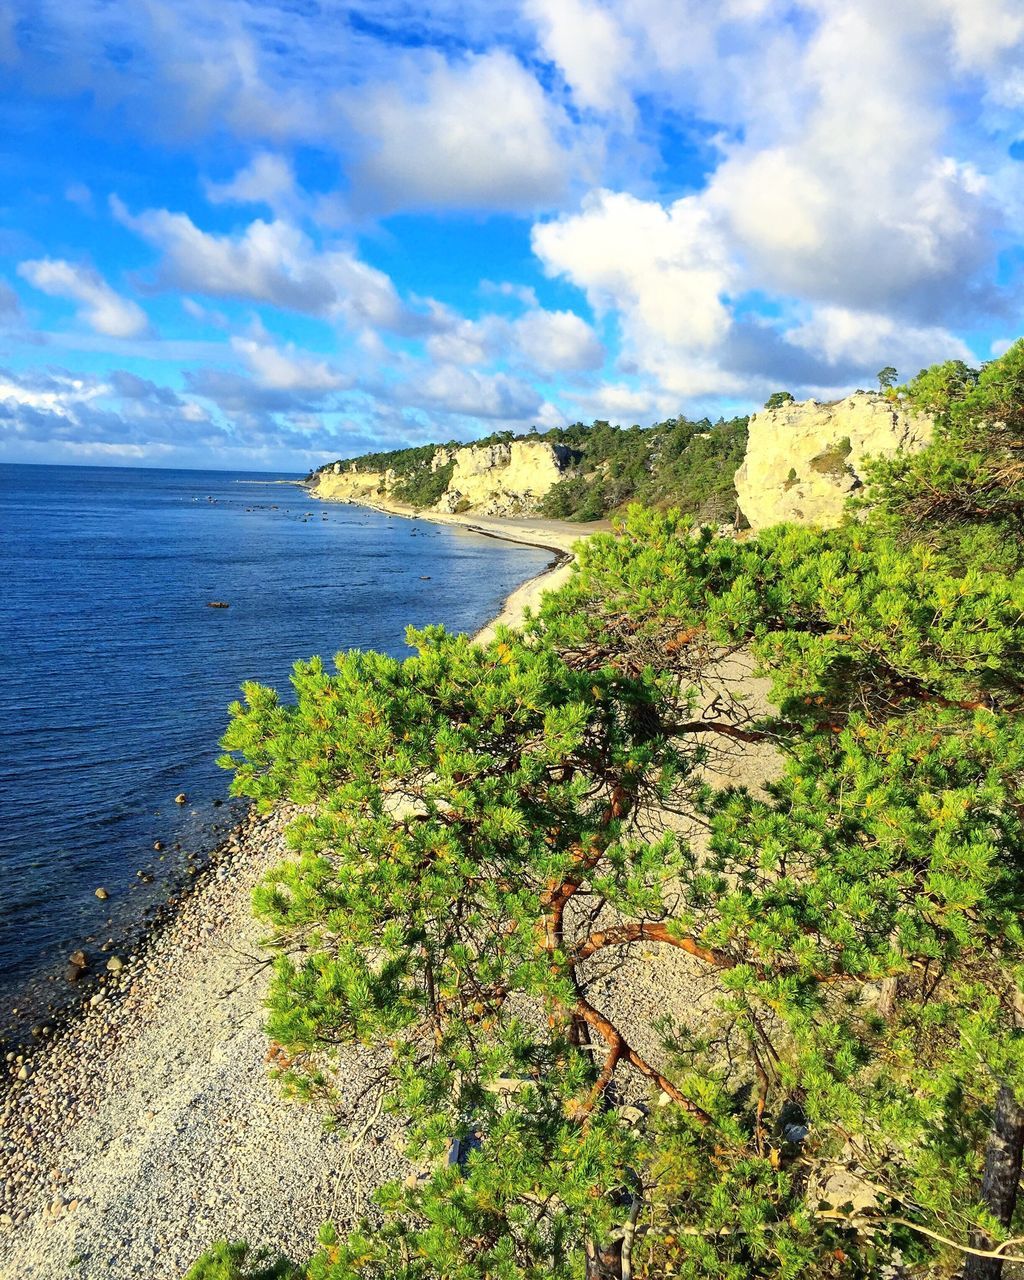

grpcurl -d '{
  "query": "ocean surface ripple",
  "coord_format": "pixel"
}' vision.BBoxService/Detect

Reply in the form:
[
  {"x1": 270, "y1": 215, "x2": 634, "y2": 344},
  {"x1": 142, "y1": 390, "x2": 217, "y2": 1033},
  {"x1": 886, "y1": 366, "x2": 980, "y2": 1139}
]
[{"x1": 0, "y1": 464, "x2": 552, "y2": 1021}]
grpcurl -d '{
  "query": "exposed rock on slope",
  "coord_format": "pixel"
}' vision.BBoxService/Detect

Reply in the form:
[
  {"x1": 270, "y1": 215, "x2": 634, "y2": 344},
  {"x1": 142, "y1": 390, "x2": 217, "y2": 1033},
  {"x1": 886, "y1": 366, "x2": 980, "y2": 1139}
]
[
  {"x1": 313, "y1": 465, "x2": 391, "y2": 504},
  {"x1": 312, "y1": 440, "x2": 575, "y2": 516},
  {"x1": 435, "y1": 440, "x2": 575, "y2": 516},
  {"x1": 735, "y1": 392, "x2": 933, "y2": 530}
]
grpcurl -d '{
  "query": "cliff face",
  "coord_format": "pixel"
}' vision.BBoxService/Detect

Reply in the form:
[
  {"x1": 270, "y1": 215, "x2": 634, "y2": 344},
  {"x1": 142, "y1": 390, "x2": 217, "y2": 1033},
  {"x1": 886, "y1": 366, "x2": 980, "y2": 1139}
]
[
  {"x1": 311, "y1": 465, "x2": 390, "y2": 504},
  {"x1": 735, "y1": 392, "x2": 933, "y2": 530},
  {"x1": 436, "y1": 440, "x2": 575, "y2": 515},
  {"x1": 311, "y1": 440, "x2": 574, "y2": 516}
]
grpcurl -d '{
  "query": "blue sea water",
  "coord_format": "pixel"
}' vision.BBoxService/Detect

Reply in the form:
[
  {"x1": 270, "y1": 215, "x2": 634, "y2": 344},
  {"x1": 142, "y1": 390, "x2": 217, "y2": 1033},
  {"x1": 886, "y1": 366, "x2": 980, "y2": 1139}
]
[{"x1": 0, "y1": 464, "x2": 553, "y2": 1025}]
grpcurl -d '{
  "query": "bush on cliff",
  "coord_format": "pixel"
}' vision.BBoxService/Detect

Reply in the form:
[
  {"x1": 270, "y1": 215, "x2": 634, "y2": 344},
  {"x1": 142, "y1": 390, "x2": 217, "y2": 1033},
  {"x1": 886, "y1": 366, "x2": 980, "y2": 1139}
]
[
  {"x1": 865, "y1": 339, "x2": 1024, "y2": 567},
  {"x1": 537, "y1": 414, "x2": 748, "y2": 522}
]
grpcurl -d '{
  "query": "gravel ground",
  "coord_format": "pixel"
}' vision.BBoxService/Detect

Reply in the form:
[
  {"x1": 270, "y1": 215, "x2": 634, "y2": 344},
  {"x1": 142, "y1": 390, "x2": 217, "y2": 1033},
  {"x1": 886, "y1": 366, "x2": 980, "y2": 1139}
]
[{"x1": 0, "y1": 807, "x2": 406, "y2": 1280}]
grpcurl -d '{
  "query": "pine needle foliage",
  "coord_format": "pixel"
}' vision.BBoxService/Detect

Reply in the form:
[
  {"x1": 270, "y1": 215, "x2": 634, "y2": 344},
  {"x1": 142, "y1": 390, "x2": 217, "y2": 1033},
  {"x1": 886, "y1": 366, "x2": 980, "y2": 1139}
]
[{"x1": 192, "y1": 343, "x2": 1024, "y2": 1280}]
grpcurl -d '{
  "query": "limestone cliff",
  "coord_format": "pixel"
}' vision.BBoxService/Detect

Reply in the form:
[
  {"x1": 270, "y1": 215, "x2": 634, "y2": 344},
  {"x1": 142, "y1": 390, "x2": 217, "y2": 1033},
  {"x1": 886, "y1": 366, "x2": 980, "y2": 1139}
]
[
  {"x1": 435, "y1": 440, "x2": 576, "y2": 516},
  {"x1": 311, "y1": 440, "x2": 575, "y2": 516},
  {"x1": 735, "y1": 392, "x2": 933, "y2": 530},
  {"x1": 311, "y1": 464, "x2": 391, "y2": 504}
]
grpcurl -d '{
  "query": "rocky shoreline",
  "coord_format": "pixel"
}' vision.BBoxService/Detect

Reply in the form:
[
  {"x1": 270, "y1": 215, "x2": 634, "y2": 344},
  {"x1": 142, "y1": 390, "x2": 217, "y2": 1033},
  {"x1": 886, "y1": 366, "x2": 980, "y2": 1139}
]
[
  {"x1": 0, "y1": 520, "x2": 587, "y2": 1280},
  {"x1": 0, "y1": 804, "x2": 407, "y2": 1279}
]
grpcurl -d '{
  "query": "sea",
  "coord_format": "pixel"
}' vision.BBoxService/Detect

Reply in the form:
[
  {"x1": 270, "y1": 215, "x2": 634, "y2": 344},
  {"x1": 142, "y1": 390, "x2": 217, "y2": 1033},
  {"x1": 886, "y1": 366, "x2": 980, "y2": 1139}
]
[{"x1": 0, "y1": 464, "x2": 553, "y2": 1033}]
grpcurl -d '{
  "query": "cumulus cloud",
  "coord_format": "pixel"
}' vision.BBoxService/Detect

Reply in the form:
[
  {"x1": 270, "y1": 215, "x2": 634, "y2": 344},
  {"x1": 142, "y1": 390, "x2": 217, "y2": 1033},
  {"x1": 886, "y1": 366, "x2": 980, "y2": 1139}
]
[
  {"x1": 533, "y1": 189, "x2": 735, "y2": 356},
  {"x1": 343, "y1": 51, "x2": 580, "y2": 212},
  {"x1": 785, "y1": 308, "x2": 973, "y2": 376},
  {"x1": 230, "y1": 334, "x2": 348, "y2": 391},
  {"x1": 204, "y1": 152, "x2": 299, "y2": 215},
  {"x1": 424, "y1": 305, "x2": 603, "y2": 376},
  {"x1": 524, "y1": 0, "x2": 632, "y2": 115},
  {"x1": 113, "y1": 198, "x2": 438, "y2": 335},
  {"x1": 530, "y1": 0, "x2": 1022, "y2": 404},
  {"x1": 18, "y1": 258, "x2": 149, "y2": 338},
  {"x1": 399, "y1": 364, "x2": 542, "y2": 421},
  {"x1": 512, "y1": 309, "x2": 604, "y2": 374}
]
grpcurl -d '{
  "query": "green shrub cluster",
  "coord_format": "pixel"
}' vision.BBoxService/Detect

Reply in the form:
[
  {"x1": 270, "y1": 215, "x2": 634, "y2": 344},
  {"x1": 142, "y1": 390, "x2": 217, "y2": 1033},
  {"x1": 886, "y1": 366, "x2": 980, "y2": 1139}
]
[{"x1": 537, "y1": 415, "x2": 748, "y2": 522}]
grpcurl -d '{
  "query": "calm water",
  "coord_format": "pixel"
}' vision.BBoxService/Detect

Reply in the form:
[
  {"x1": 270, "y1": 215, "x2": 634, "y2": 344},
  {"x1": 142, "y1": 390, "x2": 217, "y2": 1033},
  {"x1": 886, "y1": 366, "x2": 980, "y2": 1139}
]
[{"x1": 0, "y1": 464, "x2": 552, "y2": 1023}]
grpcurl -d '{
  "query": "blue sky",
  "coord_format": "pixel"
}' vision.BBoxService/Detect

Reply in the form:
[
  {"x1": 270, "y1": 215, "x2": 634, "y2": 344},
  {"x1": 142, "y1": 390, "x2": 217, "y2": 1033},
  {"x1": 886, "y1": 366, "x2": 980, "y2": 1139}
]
[{"x1": 0, "y1": 0, "x2": 1021, "y2": 471}]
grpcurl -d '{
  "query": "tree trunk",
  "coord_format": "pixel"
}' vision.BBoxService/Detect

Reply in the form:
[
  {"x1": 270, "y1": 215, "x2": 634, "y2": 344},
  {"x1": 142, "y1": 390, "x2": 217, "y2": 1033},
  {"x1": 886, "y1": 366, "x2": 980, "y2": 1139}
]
[
  {"x1": 963, "y1": 1084, "x2": 1024, "y2": 1280},
  {"x1": 585, "y1": 1237, "x2": 624, "y2": 1280}
]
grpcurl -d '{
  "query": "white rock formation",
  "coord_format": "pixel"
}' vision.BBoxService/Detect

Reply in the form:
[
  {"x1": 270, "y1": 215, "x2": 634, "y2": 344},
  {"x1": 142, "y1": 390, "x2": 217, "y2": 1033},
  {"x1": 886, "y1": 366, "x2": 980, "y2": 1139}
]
[
  {"x1": 310, "y1": 439, "x2": 574, "y2": 516},
  {"x1": 436, "y1": 440, "x2": 574, "y2": 516},
  {"x1": 735, "y1": 392, "x2": 934, "y2": 530}
]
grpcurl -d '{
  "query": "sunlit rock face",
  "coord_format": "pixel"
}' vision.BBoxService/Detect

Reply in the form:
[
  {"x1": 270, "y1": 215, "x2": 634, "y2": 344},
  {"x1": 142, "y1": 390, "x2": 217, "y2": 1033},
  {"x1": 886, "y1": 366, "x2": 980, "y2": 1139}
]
[
  {"x1": 310, "y1": 440, "x2": 575, "y2": 516},
  {"x1": 436, "y1": 441, "x2": 575, "y2": 516},
  {"x1": 735, "y1": 392, "x2": 934, "y2": 530}
]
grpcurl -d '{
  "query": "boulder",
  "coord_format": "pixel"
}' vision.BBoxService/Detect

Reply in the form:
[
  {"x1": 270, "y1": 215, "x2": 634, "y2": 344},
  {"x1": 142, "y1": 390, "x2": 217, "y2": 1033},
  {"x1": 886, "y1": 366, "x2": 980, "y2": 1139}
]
[{"x1": 735, "y1": 392, "x2": 933, "y2": 530}]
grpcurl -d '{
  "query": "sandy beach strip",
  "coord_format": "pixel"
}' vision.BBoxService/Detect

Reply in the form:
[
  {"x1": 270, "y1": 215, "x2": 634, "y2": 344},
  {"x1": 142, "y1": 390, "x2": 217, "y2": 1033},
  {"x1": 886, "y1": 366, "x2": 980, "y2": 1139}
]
[{"x1": 0, "y1": 511, "x2": 599, "y2": 1280}]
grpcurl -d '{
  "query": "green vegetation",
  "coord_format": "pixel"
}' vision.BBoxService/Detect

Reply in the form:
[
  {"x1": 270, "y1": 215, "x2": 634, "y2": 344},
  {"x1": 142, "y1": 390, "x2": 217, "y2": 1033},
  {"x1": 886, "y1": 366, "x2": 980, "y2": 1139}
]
[
  {"x1": 764, "y1": 391, "x2": 795, "y2": 410},
  {"x1": 536, "y1": 416, "x2": 748, "y2": 523},
  {"x1": 807, "y1": 435, "x2": 852, "y2": 476},
  {"x1": 183, "y1": 1242, "x2": 296, "y2": 1280},
  {"x1": 391, "y1": 459, "x2": 454, "y2": 508},
  {"x1": 190, "y1": 342, "x2": 1024, "y2": 1279}
]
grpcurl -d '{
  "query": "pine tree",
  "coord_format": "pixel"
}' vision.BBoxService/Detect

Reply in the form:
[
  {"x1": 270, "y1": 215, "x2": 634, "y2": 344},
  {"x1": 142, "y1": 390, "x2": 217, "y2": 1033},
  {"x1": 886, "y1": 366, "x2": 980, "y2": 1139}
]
[{"x1": 190, "y1": 342, "x2": 1024, "y2": 1279}]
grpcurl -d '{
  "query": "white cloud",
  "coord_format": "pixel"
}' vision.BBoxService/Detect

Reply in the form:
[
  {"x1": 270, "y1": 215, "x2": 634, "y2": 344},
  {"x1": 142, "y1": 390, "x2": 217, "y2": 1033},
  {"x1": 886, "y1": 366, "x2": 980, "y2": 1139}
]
[
  {"x1": 344, "y1": 51, "x2": 580, "y2": 211},
  {"x1": 533, "y1": 188, "x2": 735, "y2": 353},
  {"x1": 204, "y1": 152, "x2": 299, "y2": 215},
  {"x1": 0, "y1": 370, "x2": 109, "y2": 416},
  {"x1": 530, "y1": 0, "x2": 1019, "y2": 406},
  {"x1": 423, "y1": 304, "x2": 603, "y2": 376},
  {"x1": 401, "y1": 364, "x2": 542, "y2": 420},
  {"x1": 480, "y1": 280, "x2": 539, "y2": 307},
  {"x1": 525, "y1": 0, "x2": 632, "y2": 114},
  {"x1": 231, "y1": 334, "x2": 347, "y2": 391},
  {"x1": 113, "y1": 199, "x2": 428, "y2": 334},
  {"x1": 17, "y1": 258, "x2": 149, "y2": 338},
  {"x1": 785, "y1": 307, "x2": 973, "y2": 377},
  {"x1": 512, "y1": 308, "x2": 604, "y2": 373}
]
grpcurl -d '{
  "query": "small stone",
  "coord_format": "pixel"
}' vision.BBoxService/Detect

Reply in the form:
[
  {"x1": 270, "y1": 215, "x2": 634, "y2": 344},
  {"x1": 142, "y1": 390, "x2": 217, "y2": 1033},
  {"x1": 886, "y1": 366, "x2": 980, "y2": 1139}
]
[
  {"x1": 16, "y1": 1066, "x2": 29, "y2": 1082},
  {"x1": 69, "y1": 950, "x2": 87, "y2": 968},
  {"x1": 105, "y1": 957, "x2": 124, "y2": 973},
  {"x1": 153, "y1": 840, "x2": 164, "y2": 852},
  {"x1": 174, "y1": 793, "x2": 187, "y2": 805},
  {"x1": 94, "y1": 887, "x2": 109, "y2": 901},
  {"x1": 88, "y1": 993, "x2": 104, "y2": 1009}
]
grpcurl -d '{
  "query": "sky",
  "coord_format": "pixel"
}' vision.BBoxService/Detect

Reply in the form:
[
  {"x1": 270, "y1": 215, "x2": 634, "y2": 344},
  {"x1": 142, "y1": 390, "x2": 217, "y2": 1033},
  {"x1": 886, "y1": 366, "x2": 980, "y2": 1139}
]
[{"x1": 0, "y1": 1, "x2": 1022, "y2": 472}]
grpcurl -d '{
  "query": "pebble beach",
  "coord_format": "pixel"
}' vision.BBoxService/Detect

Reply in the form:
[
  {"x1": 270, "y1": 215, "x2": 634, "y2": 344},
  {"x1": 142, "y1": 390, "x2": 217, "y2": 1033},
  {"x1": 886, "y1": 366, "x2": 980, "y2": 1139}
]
[
  {"x1": 0, "y1": 511, "x2": 595, "y2": 1280},
  {"x1": 0, "y1": 806, "x2": 407, "y2": 1279}
]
